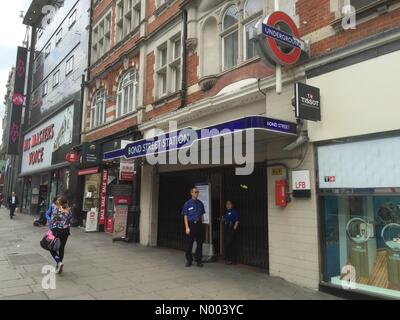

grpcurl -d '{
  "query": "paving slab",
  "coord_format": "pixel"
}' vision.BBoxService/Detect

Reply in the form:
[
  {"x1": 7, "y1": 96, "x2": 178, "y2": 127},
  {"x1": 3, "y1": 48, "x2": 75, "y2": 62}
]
[{"x1": 0, "y1": 209, "x2": 339, "y2": 300}]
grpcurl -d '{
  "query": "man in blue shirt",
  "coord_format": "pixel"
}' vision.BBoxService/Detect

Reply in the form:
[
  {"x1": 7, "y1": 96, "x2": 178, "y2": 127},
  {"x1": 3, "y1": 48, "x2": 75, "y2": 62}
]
[
  {"x1": 223, "y1": 200, "x2": 240, "y2": 265},
  {"x1": 182, "y1": 187, "x2": 206, "y2": 268}
]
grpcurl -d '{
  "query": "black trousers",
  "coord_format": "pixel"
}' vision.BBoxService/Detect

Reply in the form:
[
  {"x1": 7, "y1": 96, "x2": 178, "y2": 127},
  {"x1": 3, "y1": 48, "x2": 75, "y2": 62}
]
[
  {"x1": 224, "y1": 225, "x2": 238, "y2": 262},
  {"x1": 10, "y1": 205, "x2": 16, "y2": 218},
  {"x1": 50, "y1": 228, "x2": 70, "y2": 263},
  {"x1": 186, "y1": 222, "x2": 204, "y2": 263}
]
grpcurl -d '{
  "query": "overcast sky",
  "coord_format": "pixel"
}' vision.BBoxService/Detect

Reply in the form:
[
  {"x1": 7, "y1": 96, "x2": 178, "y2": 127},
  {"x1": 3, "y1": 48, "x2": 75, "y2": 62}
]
[{"x1": 0, "y1": 0, "x2": 32, "y2": 143}]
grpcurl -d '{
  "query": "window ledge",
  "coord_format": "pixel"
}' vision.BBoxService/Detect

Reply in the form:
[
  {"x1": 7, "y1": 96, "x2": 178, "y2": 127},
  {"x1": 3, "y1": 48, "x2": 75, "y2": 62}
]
[
  {"x1": 154, "y1": 0, "x2": 176, "y2": 17},
  {"x1": 153, "y1": 90, "x2": 182, "y2": 108},
  {"x1": 220, "y1": 56, "x2": 261, "y2": 78},
  {"x1": 331, "y1": 0, "x2": 398, "y2": 31},
  {"x1": 85, "y1": 110, "x2": 139, "y2": 135}
]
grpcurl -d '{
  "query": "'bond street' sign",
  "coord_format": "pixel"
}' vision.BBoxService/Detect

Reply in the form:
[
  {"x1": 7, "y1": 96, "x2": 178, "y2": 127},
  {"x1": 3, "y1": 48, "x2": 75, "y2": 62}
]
[
  {"x1": 254, "y1": 11, "x2": 307, "y2": 67},
  {"x1": 295, "y1": 83, "x2": 321, "y2": 121}
]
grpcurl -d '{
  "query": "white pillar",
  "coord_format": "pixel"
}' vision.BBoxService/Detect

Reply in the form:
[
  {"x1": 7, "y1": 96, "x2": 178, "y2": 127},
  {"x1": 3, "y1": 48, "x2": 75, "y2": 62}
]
[{"x1": 139, "y1": 164, "x2": 159, "y2": 246}]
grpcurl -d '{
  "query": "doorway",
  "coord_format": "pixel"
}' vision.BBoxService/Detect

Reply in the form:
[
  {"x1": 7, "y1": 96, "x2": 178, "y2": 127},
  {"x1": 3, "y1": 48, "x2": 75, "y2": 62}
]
[{"x1": 157, "y1": 165, "x2": 269, "y2": 270}]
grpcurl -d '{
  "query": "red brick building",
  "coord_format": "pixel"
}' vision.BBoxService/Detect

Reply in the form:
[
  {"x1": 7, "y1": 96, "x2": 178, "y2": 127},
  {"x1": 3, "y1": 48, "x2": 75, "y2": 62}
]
[{"x1": 83, "y1": 0, "x2": 400, "y2": 299}]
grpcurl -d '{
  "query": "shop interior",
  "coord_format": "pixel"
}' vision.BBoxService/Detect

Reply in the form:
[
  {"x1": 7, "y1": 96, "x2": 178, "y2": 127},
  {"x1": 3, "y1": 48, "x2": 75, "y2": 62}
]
[{"x1": 322, "y1": 192, "x2": 400, "y2": 298}]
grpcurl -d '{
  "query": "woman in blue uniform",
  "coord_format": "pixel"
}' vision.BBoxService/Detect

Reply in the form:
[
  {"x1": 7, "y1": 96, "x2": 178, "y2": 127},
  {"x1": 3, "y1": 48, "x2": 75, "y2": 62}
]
[{"x1": 223, "y1": 200, "x2": 240, "y2": 265}]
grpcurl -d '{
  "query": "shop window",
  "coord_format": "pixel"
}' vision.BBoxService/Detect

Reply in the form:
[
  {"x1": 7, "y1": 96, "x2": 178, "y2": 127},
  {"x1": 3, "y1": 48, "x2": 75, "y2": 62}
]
[
  {"x1": 117, "y1": 69, "x2": 139, "y2": 117},
  {"x1": 90, "y1": 88, "x2": 107, "y2": 128},
  {"x1": 322, "y1": 194, "x2": 400, "y2": 298}
]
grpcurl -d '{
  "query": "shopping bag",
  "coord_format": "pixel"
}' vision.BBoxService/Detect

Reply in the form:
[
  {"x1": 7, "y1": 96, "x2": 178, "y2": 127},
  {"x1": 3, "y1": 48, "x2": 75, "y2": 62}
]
[{"x1": 40, "y1": 230, "x2": 61, "y2": 252}]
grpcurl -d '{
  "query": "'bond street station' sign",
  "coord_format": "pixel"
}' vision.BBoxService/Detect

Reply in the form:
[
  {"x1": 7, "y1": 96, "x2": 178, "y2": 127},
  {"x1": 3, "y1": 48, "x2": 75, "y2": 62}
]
[{"x1": 295, "y1": 82, "x2": 321, "y2": 122}]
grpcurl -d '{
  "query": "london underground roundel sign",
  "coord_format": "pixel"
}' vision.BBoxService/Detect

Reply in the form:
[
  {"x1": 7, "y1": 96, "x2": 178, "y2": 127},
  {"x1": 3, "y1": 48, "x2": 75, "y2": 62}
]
[{"x1": 261, "y1": 11, "x2": 304, "y2": 66}]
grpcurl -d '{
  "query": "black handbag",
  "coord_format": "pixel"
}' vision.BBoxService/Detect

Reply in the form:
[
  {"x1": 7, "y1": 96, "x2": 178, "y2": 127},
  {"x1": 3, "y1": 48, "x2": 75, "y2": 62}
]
[{"x1": 40, "y1": 231, "x2": 61, "y2": 252}]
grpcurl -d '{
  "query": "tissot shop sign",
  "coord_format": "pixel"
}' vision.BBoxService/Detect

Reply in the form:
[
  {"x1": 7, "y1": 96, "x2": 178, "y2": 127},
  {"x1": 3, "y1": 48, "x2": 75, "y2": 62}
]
[{"x1": 21, "y1": 106, "x2": 74, "y2": 174}]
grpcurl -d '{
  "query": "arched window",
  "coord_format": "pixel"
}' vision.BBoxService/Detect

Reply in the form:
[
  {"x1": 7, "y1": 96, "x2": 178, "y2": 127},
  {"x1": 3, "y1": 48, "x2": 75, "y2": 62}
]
[
  {"x1": 117, "y1": 69, "x2": 139, "y2": 117},
  {"x1": 90, "y1": 89, "x2": 106, "y2": 128},
  {"x1": 244, "y1": 0, "x2": 263, "y2": 60},
  {"x1": 244, "y1": 0, "x2": 263, "y2": 18},
  {"x1": 222, "y1": 5, "x2": 239, "y2": 70}
]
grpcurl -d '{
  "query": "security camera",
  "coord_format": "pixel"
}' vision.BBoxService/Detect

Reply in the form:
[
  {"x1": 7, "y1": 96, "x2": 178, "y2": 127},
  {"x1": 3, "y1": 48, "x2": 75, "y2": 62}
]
[{"x1": 283, "y1": 133, "x2": 309, "y2": 151}]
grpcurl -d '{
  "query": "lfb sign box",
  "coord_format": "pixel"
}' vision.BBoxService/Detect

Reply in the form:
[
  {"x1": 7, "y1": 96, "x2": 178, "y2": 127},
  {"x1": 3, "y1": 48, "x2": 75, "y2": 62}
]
[{"x1": 292, "y1": 170, "x2": 312, "y2": 198}]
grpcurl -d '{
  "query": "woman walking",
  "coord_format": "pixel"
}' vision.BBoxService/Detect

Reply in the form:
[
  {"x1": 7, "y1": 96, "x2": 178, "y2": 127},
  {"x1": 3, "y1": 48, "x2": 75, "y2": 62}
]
[{"x1": 49, "y1": 196, "x2": 72, "y2": 274}]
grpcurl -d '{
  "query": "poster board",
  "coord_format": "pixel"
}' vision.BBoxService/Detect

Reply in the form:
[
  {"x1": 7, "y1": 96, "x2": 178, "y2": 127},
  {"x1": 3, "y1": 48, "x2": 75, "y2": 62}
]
[
  {"x1": 195, "y1": 183, "x2": 211, "y2": 225},
  {"x1": 195, "y1": 183, "x2": 215, "y2": 261},
  {"x1": 86, "y1": 208, "x2": 99, "y2": 232},
  {"x1": 113, "y1": 205, "x2": 128, "y2": 239}
]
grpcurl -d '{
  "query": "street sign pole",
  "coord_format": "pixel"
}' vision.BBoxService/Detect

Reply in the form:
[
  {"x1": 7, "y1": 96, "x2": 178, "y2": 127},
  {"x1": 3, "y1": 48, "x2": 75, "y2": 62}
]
[{"x1": 274, "y1": 0, "x2": 282, "y2": 94}]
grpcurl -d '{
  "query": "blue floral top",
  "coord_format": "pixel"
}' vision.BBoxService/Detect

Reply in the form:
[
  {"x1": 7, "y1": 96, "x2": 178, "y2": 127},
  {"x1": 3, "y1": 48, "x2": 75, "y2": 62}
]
[{"x1": 50, "y1": 207, "x2": 72, "y2": 230}]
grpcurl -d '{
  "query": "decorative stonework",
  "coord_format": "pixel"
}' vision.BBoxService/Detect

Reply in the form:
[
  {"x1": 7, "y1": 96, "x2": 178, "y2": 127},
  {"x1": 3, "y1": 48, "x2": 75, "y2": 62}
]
[
  {"x1": 198, "y1": 74, "x2": 219, "y2": 91},
  {"x1": 186, "y1": 38, "x2": 198, "y2": 53}
]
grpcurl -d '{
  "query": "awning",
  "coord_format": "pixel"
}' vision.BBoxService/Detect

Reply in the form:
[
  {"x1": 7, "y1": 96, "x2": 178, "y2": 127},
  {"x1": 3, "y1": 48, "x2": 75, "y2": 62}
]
[
  {"x1": 78, "y1": 167, "x2": 100, "y2": 176},
  {"x1": 104, "y1": 116, "x2": 297, "y2": 161},
  {"x1": 19, "y1": 162, "x2": 69, "y2": 178}
]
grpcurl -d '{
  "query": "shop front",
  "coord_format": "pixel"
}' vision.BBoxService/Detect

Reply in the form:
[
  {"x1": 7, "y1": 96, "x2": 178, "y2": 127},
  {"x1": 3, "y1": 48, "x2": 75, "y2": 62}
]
[
  {"x1": 317, "y1": 136, "x2": 400, "y2": 299},
  {"x1": 20, "y1": 104, "x2": 78, "y2": 215},
  {"x1": 79, "y1": 130, "x2": 141, "y2": 238},
  {"x1": 105, "y1": 115, "x2": 301, "y2": 270}
]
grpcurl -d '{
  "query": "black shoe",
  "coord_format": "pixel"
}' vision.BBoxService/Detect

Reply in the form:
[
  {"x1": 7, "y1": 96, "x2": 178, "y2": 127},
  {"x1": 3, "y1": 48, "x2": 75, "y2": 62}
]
[
  {"x1": 186, "y1": 261, "x2": 192, "y2": 268},
  {"x1": 197, "y1": 262, "x2": 204, "y2": 268}
]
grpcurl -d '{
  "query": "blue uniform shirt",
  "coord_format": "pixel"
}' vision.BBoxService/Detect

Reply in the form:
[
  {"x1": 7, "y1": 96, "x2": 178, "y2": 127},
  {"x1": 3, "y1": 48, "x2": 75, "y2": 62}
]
[
  {"x1": 224, "y1": 208, "x2": 240, "y2": 224},
  {"x1": 182, "y1": 199, "x2": 206, "y2": 222}
]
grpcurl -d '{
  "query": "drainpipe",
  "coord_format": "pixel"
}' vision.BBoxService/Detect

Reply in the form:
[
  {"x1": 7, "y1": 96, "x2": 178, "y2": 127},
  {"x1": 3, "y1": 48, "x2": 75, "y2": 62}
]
[
  {"x1": 179, "y1": 9, "x2": 188, "y2": 109},
  {"x1": 87, "y1": 0, "x2": 94, "y2": 80}
]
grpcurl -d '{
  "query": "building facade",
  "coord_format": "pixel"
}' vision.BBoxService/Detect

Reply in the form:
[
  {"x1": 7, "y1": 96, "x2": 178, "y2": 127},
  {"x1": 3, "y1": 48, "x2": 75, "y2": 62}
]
[
  {"x1": 86, "y1": 0, "x2": 400, "y2": 299},
  {"x1": 3, "y1": 0, "x2": 398, "y2": 300},
  {"x1": 0, "y1": 68, "x2": 20, "y2": 201},
  {"x1": 22, "y1": 0, "x2": 91, "y2": 217}
]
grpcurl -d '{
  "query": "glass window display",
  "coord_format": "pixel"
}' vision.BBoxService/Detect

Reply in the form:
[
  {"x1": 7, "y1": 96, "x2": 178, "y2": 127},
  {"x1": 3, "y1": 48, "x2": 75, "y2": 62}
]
[{"x1": 322, "y1": 194, "x2": 400, "y2": 298}]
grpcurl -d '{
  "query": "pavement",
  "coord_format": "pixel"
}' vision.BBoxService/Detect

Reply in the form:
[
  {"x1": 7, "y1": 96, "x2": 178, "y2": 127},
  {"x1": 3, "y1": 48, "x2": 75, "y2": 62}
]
[{"x1": 0, "y1": 208, "x2": 339, "y2": 300}]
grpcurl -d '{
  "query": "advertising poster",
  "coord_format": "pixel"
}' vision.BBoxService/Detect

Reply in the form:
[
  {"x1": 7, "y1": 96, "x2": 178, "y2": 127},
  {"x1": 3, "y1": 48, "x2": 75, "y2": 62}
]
[
  {"x1": 195, "y1": 183, "x2": 211, "y2": 225},
  {"x1": 113, "y1": 206, "x2": 128, "y2": 239},
  {"x1": 86, "y1": 208, "x2": 99, "y2": 232},
  {"x1": 120, "y1": 141, "x2": 135, "y2": 181}
]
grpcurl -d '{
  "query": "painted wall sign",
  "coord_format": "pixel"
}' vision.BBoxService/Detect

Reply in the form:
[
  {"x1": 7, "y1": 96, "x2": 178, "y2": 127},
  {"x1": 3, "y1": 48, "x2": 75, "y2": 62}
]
[
  {"x1": 99, "y1": 169, "x2": 108, "y2": 226},
  {"x1": 21, "y1": 105, "x2": 74, "y2": 175},
  {"x1": 104, "y1": 116, "x2": 297, "y2": 161},
  {"x1": 253, "y1": 11, "x2": 307, "y2": 68},
  {"x1": 295, "y1": 83, "x2": 321, "y2": 121},
  {"x1": 7, "y1": 47, "x2": 28, "y2": 155}
]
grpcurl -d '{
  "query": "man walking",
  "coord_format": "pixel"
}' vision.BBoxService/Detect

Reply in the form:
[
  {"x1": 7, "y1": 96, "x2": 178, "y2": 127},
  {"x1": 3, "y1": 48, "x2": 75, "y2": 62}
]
[
  {"x1": 182, "y1": 187, "x2": 206, "y2": 268},
  {"x1": 8, "y1": 192, "x2": 19, "y2": 219}
]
